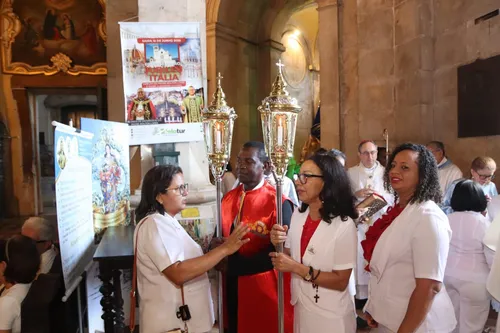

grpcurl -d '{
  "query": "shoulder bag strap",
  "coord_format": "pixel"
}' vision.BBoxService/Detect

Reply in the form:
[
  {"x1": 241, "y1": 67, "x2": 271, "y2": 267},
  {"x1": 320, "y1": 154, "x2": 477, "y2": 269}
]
[{"x1": 129, "y1": 216, "x2": 148, "y2": 332}]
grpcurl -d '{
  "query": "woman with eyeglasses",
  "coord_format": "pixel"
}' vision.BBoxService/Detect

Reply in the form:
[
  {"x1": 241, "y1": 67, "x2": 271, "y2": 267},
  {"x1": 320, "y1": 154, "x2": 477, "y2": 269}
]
[
  {"x1": 0, "y1": 235, "x2": 41, "y2": 333},
  {"x1": 134, "y1": 165, "x2": 250, "y2": 333},
  {"x1": 441, "y1": 156, "x2": 497, "y2": 215},
  {"x1": 269, "y1": 149, "x2": 359, "y2": 332}
]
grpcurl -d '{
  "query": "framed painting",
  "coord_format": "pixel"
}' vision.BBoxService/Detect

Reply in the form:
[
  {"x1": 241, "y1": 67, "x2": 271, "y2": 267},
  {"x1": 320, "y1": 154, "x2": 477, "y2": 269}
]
[{"x1": 1, "y1": 0, "x2": 107, "y2": 75}]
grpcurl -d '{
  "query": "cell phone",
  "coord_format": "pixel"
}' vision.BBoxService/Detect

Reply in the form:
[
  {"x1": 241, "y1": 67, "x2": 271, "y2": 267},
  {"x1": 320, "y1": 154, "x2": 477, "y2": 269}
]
[{"x1": 176, "y1": 304, "x2": 191, "y2": 321}]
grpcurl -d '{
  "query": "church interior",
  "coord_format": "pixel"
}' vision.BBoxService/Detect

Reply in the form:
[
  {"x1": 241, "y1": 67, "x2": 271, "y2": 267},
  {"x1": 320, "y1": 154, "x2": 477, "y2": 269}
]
[{"x1": 0, "y1": 0, "x2": 499, "y2": 332}]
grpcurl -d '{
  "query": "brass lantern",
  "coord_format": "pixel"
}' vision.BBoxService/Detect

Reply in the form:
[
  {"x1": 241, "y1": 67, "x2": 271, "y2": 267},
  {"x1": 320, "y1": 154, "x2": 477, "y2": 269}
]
[
  {"x1": 202, "y1": 73, "x2": 237, "y2": 181},
  {"x1": 258, "y1": 59, "x2": 302, "y2": 179},
  {"x1": 201, "y1": 73, "x2": 236, "y2": 333}
]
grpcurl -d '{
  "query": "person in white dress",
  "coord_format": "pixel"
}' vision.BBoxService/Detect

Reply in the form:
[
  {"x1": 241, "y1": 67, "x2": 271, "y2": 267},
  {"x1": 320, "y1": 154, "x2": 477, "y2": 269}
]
[
  {"x1": 487, "y1": 195, "x2": 500, "y2": 221},
  {"x1": 270, "y1": 148, "x2": 358, "y2": 333},
  {"x1": 0, "y1": 235, "x2": 41, "y2": 333},
  {"x1": 362, "y1": 143, "x2": 456, "y2": 333},
  {"x1": 347, "y1": 140, "x2": 393, "y2": 320},
  {"x1": 484, "y1": 217, "x2": 500, "y2": 332},
  {"x1": 441, "y1": 156, "x2": 497, "y2": 215},
  {"x1": 443, "y1": 180, "x2": 491, "y2": 333},
  {"x1": 133, "y1": 165, "x2": 250, "y2": 333},
  {"x1": 426, "y1": 141, "x2": 463, "y2": 196}
]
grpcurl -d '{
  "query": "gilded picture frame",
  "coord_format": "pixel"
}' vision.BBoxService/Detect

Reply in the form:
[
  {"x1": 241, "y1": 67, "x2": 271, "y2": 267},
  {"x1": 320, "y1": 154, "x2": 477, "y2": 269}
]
[{"x1": 1, "y1": 0, "x2": 107, "y2": 76}]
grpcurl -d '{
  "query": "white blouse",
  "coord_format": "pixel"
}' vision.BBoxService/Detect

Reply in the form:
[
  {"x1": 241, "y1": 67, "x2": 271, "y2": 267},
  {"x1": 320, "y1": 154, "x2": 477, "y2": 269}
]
[
  {"x1": 365, "y1": 201, "x2": 456, "y2": 333},
  {"x1": 286, "y1": 209, "x2": 357, "y2": 318},
  {"x1": 445, "y1": 211, "x2": 490, "y2": 283},
  {"x1": 135, "y1": 213, "x2": 214, "y2": 333}
]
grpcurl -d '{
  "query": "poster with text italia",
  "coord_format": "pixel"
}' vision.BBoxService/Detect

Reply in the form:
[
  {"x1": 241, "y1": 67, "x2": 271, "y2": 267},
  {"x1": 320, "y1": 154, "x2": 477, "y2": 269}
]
[
  {"x1": 54, "y1": 125, "x2": 94, "y2": 291},
  {"x1": 120, "y1": 22, "x2": 204, "y2": 126},
  {"x1": 81, "y1": 118, "x2": 131, "y2": 233}
]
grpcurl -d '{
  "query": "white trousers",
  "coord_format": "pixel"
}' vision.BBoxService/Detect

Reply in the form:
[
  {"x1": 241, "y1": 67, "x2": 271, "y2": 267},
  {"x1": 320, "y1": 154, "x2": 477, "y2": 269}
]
[
  {"x1": 444, "y1": 275, "x2": 490, "y2": 333},
  {"x1": 293, "y1": 302, "x2": 356, "y2": 333}
]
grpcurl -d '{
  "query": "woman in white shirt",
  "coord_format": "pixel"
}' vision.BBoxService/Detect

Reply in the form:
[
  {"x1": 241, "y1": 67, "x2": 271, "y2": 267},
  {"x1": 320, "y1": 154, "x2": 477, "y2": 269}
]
[
  {"x1": 270, "y1": 149, "x2": 359, "y2": 333},
  {"x1": 444, "y1": 180, "x2": 491, "y2": 333},
  {"x1": 0, "y1": 235, "x2": 41, "y2": 333},
  {"x1": 134, "y1": 165, "x2": 250, "y2": 333},
  {"x1": 361, "y1": 143, "x2": 456, "y2": 333}
]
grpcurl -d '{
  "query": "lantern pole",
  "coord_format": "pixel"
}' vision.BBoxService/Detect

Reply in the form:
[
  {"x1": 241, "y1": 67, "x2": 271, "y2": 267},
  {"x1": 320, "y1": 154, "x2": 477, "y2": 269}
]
[
  {"x1": 259, "y1": 60, "x2": 302, "y2": 333},
  {"x1": 201, "y1": 73, "x2": 237, "y2": 333}
]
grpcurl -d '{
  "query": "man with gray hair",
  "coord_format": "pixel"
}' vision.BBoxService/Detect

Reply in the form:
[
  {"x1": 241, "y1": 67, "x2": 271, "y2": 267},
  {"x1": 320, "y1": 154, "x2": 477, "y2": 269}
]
[
  {"x1": 426, "y1": 141, "x2": 463, "y2": 195},
  {"x1": 21, "y1": 217, "x2": 61, "y2": 274}
]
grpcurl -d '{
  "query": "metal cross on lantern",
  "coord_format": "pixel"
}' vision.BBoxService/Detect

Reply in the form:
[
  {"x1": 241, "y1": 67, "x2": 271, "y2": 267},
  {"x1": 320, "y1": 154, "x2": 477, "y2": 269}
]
[{"x1": 258, "y1": 59, "x2": 302, "y2": 333}]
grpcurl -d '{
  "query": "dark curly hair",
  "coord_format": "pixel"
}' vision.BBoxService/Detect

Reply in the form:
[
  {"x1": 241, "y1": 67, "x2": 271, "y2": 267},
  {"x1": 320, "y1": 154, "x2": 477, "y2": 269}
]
[
  {"x1": 3, "y1": 235, "x2": 40, "y2": 284},
  {"x1": 384, "y1": 143, "x2": 442, "y2": 204},
  {"x1": 299, "y1": 148, "x2": 358, "y2": 223},
  {"x1": 135, "y1": 165, "x2": 183, "y2": 223}
]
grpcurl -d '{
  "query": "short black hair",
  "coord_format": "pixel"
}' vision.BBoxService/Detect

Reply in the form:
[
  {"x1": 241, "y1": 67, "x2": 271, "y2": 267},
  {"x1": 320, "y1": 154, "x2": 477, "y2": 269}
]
[
  {"x1": 242, "y1": 141, "x2": 269, "y2": 163},
  {"x1": 299, "y1": 148, "x2": 358, "y2": 223},
  {"x1": 3, "y1": 235, "x2": 40, "y2": 284},
  {"x1": 135, "y1": 165, "x2": 183, "y2": 222},
  {"x1": 451, "y1": 179, "x2": 487, "y2": 212},
  {"x1": 427, "y1": 141, "x2": 446, "y2": 156},
  {"x1": 384, "y1": 143, "x2": 442, "y2": 204}
]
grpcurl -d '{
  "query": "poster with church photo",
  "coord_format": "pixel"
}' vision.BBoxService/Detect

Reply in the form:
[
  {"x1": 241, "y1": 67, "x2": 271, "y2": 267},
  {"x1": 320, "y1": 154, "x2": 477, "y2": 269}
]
[{"x1": 120, "y1": 22, "x2": 204, "y2": 126}]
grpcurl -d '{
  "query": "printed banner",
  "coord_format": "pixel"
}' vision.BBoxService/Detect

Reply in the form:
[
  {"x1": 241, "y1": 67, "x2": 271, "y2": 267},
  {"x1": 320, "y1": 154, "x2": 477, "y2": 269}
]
[
  {"x1": 54, "y1": 124, "x2": 94, "y2": 291},
  {"x1": 81, "y1": 118, "x2": 131, "y2": 233},
  {"x1": 129, "y1": 122, "x2": 203, "y2": 145},
  {"x1": 120, "y1": 22, "x2": 205, "y2": 127}
]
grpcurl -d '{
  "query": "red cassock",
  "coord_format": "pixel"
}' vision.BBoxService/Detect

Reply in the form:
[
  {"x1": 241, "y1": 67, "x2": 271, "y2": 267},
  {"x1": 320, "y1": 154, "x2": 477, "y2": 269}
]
[{"x1": 222, "y1": 181, "x2": 294, "y2": 333}]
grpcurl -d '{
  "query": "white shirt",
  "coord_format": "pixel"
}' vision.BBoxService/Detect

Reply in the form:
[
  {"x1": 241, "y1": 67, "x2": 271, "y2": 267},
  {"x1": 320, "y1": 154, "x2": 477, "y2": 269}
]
[
  {"x1": 135, "y1": 213, "x2": 214, "y2": 333},
  {"x1": 445, "y1": 211, "x2": 490, "y2": 283},
  {"x1": 488, "y1": 195, "x2": 500, "y2": 221},
  {"x1": 437, "y1": 158, "x2": 463, "y2": 195},
  {"x1": 365, "y1": 201, "x2": 456, "y2": 333},
  {"x1": 348, "y1": 161, "x2": 392, "y2": 291},
  {"x1": 231, "y1": 175, "x2": 300, "y2": 207},
  {"x1": 40, "y1": 246, "x2": 57, "y2": 274},
  {"x1": 0, "y1": 283, "x2": 31, "y2": 333},
  {"x1": 285, "y1": 209, "x2": 357, "y2": 320},
  {"x1": 484, "y1": 215, "x2": 500, "y2": 301}
]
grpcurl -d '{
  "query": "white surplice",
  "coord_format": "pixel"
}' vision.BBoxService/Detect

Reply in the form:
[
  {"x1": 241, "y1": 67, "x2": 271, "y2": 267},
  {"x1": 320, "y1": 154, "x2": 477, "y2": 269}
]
[
  {"x1": 437, "y1": 158, "x2": 463, "y2": 196},
  {"x1": 347, "y1": 161, "x2": 393, "y2": 299},
  {"x1": 285, "y1": 208, "x2": 357, "y2": 333},
  {"x1": 364, "y1": 201, "x2": 457, "y2": 333}
]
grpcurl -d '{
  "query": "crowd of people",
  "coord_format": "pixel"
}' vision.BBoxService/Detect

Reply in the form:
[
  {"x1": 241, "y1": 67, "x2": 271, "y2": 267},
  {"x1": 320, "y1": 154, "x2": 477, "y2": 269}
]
[
  {"x1": 2, "y1": 138, "x2": 499, "y2": 333},
  {"x1": 132, "y1": 139, "x2": 500, "y2": 333}
]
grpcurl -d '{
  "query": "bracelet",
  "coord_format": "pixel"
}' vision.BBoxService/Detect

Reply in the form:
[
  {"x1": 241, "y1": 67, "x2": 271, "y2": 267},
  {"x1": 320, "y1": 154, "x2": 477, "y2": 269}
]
[{"x1": 311, "y1": 269, "x2": 321, "y2": 282}]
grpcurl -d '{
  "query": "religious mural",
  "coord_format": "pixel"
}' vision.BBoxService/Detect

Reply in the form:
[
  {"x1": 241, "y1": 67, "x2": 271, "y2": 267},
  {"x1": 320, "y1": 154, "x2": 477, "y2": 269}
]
[
  {"x1": 1, "y1": 0, "x2": 106, "y2": 75},
  {"x1": 120, "y1": 22, "x2": 204, "y2": 125}
]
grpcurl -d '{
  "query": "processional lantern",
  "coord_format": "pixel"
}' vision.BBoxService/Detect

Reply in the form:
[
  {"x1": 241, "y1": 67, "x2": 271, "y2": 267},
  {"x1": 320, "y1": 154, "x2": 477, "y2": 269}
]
[
  {"x1": 201, "y1": 72, "x2": 237, "y2": 333},
  {"x1": 258, "y1": 59, "x2": 302, "y2": 333}
]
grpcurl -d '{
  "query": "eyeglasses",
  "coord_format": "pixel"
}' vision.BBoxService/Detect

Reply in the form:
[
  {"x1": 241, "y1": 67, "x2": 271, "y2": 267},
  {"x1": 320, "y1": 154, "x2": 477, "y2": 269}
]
[
  {"x1": 293, "y1": 173, "x2": 323, "y2": 185},
  {"x1": 360, "y1": 151, "x2": 377, "y2": 157},
  {"x1": 165, "y1": 183, "x2": 189, "y2": 196},
  {"x1": 476, "y1": 173, "x2": 495, "y2": 181}
]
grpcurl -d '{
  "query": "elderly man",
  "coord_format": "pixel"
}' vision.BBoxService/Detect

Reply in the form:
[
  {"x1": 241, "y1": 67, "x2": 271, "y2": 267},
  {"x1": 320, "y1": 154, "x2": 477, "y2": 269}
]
[
  {"x1": 21, "y1": 217, "x2": 61, "y2": 274},
  {"x1": 348, "y1": 140, "x2": 393, "y2": 329},
  {"x1": 426, "y1": 141, "x2": 463, "y2": 195}
]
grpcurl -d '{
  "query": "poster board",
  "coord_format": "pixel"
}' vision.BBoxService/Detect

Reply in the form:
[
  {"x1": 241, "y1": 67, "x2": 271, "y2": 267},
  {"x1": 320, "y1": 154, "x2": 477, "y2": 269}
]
[{"x1": 54, "y1": 123, "x2": 95, "y2": 293}]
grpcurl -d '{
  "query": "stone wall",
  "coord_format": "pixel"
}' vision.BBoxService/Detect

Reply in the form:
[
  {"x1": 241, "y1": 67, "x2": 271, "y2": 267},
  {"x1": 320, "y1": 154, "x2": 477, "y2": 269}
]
[
  {"x1": 433, "y1": 0, "x2": 500, "y2": 179},
  {"x1": 342, "y1": 0, "x2": 500, "y2": 184}
]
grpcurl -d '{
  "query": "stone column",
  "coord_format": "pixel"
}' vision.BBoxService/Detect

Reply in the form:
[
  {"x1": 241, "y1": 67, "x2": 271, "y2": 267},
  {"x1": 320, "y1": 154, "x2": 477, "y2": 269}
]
[{"x1": 316, "y1": 0, "x2": 340, "y2": 149}]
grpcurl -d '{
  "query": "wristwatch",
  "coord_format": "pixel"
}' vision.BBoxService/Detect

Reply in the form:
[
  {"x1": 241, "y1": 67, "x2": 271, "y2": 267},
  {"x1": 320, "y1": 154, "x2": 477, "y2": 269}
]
[{"x1": 303, "y1": 266, "x2": 314, "y2": 282}]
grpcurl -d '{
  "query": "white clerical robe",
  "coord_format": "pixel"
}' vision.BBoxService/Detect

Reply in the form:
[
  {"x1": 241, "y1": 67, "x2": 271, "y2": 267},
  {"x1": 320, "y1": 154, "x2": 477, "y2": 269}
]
[
  {"x1": 488, "y1": 195, "x2": 500, "y2": 222},
  {"x1": 348, "y1": 161, "x2": 393, "y2": 299},
  {"x1": 437, "y1": 158, "x2": 463, "y2": 196}
]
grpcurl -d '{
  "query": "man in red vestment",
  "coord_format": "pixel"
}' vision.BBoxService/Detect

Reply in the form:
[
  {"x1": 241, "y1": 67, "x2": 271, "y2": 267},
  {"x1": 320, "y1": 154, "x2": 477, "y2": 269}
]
[{"x1": 221, "y1": 141, "x2": 294, "y2": 333}]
